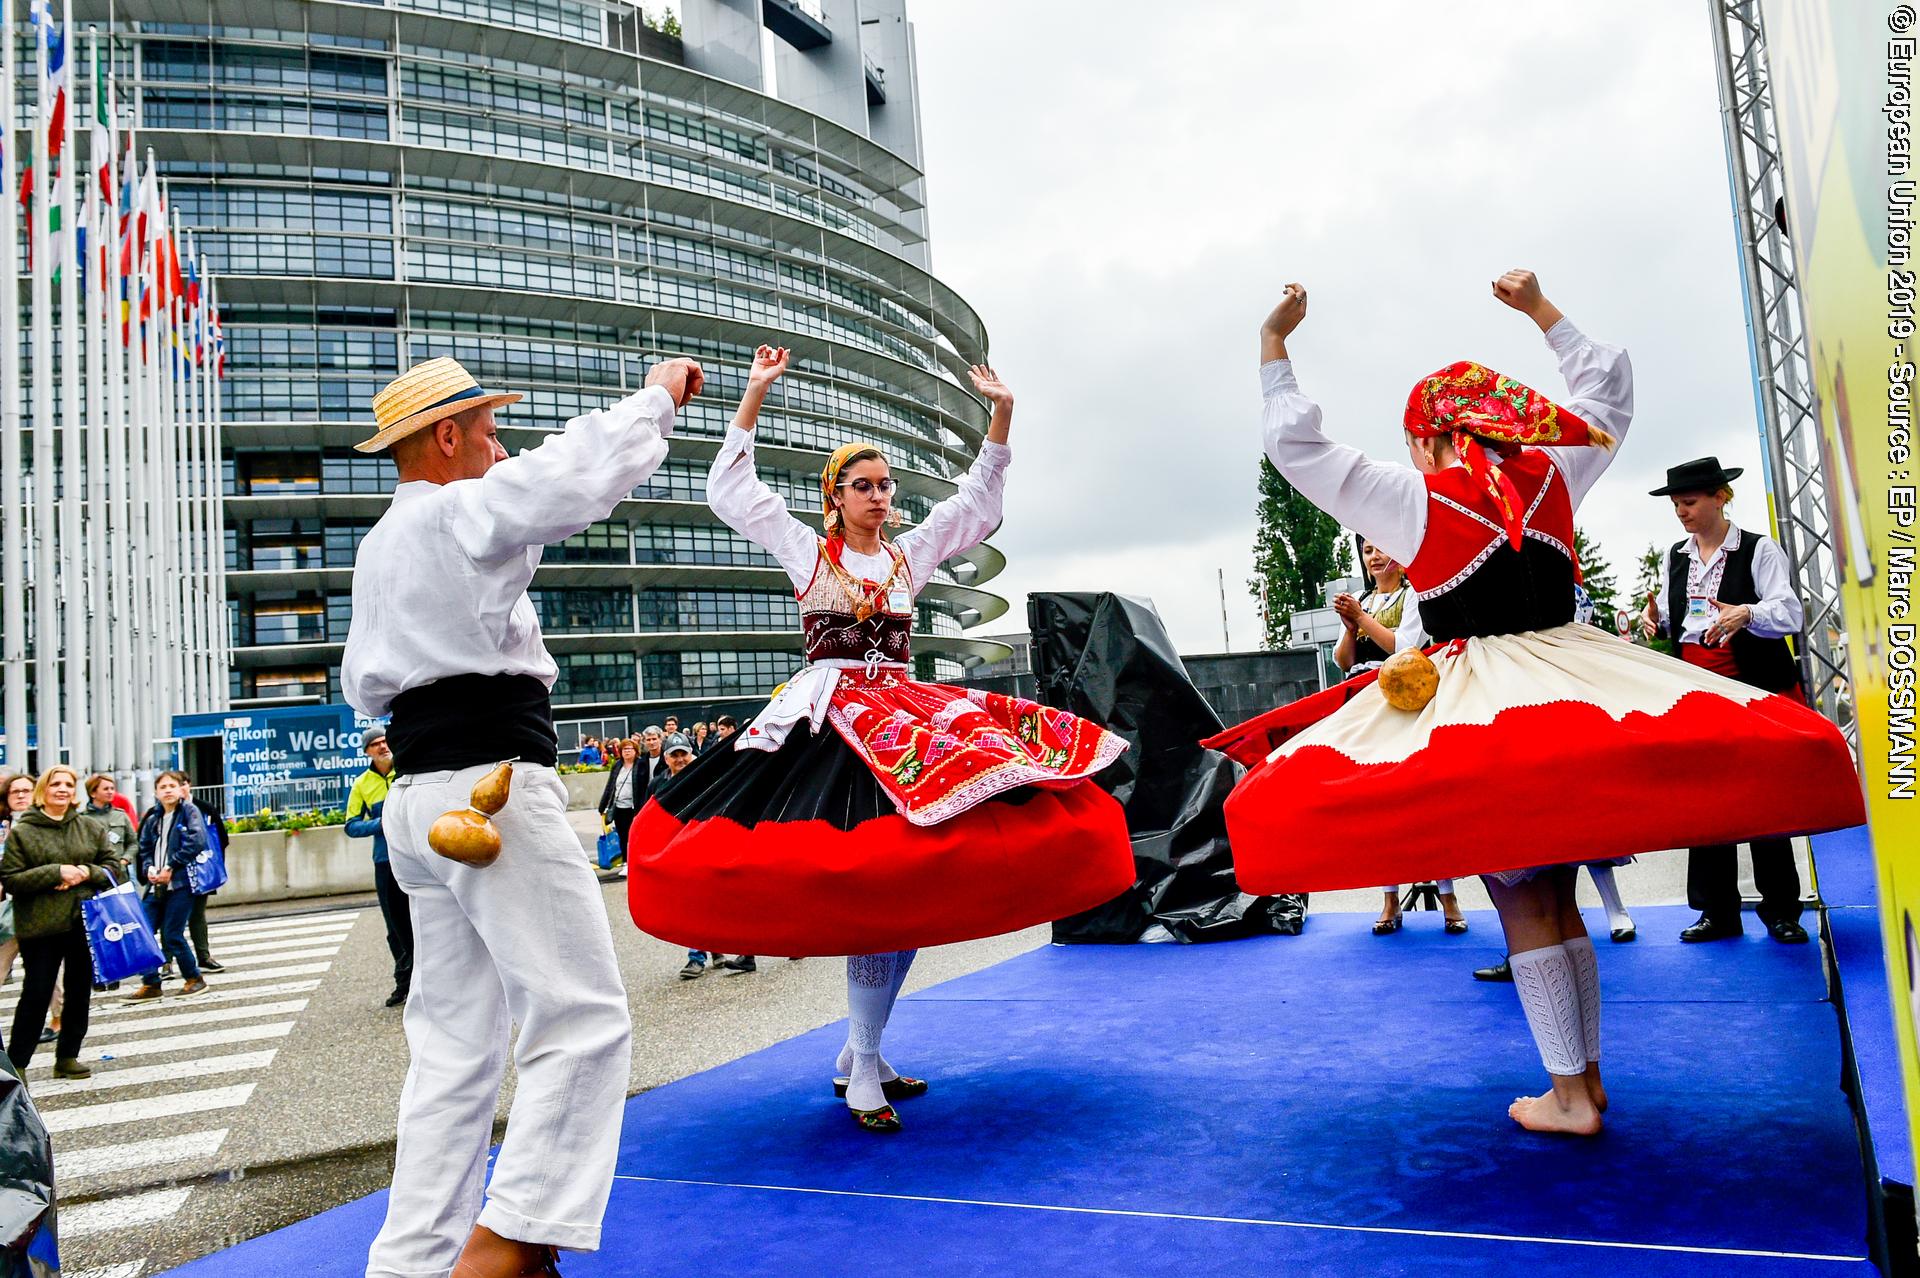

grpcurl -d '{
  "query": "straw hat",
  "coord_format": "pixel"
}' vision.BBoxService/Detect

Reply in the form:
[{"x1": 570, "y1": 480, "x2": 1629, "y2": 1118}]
[{"x1": 354, "y1": 357, "x2": 523, "y2": 453}]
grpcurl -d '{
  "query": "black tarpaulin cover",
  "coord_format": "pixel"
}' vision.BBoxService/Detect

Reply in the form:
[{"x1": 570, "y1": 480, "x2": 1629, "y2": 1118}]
[
  {"x1": 1027, "y1": 592, "x2": 1307, "y2": 943},
  {"x1": 0, "y1": 1054, "x2": 56, "y2": 1278}
]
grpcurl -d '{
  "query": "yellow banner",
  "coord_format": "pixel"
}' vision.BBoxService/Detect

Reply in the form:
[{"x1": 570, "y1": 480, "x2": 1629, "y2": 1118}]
[{"x1": 1763, "y1": 0, "x2": 1917, "y2": 1144}]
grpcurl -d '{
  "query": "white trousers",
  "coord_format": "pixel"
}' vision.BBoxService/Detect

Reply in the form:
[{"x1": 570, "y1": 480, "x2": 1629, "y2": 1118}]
[{"x1": 366, "y1": 763, "x2": 633, "y2": 1278}]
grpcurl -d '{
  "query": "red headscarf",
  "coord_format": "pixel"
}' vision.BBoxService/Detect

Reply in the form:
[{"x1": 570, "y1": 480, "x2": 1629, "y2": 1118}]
[{"x1": 1403, "y1": 360, "x2": 1613, "y2": 551}]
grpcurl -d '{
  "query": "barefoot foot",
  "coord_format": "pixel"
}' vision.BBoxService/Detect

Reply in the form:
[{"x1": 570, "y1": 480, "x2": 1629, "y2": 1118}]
[
  {"x1": 1508, "y1": 1088, "x2": 1602, "y2": 1136},
  {"x1": 1584, "y1": 1063, "x2": 1608, "y2": 1114}
]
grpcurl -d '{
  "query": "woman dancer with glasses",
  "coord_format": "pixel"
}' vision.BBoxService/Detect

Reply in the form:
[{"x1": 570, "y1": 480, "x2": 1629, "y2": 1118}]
[
  {"x1": 1211, "y1": 271, "x2": 1860, "y2": 1136},
  {"x1": 627, "y1": 344, "x2": 1134, "y2": 1133}
]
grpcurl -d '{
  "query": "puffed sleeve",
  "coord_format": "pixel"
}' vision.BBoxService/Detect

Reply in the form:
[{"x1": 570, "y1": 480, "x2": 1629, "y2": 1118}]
[
  {"x1": 898, "y1": 442, "x2": 1010, "y2": 592},
  {"x1": 1536, "y1": 319, "x2": 1634, "y2": 510},
  {"x1": 1261, "y1": 361, "x2": 1427, "y2": 566},
  {"x1": 706, "y1": 426, "x2": 823, "y2": 589}
]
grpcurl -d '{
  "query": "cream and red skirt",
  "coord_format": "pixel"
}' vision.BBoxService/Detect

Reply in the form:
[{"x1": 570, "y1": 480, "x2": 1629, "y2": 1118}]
[
  {"x1": 1208, "y1": 623, "x2": 1863, "y2": 893},
  {"x1": 627, "y1": 670, "x2": 1134, "y2": 957}
]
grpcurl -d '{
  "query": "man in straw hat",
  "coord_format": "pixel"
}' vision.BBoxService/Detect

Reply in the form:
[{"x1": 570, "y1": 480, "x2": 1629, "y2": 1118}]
[{"x1": 344, "y1": 353, "x2": 701, "y2": 1278}]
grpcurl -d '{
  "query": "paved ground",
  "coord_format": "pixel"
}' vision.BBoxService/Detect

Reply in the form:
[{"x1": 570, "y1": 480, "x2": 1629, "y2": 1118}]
[{"x1": 30, "y1": 832, "x2": 1815, "y2": 1277}]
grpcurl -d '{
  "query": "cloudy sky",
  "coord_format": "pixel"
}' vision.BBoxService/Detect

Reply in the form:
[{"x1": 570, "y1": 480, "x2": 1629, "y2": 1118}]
[{"x1": 904, "y1": 1, "x2": 1767, "y2": 652}]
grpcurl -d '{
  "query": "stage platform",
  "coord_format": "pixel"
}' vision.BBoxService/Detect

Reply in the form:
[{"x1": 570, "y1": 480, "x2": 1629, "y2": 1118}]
[{"x1": 167, "y1": 903, "x2": 1876, "y2": 1276}]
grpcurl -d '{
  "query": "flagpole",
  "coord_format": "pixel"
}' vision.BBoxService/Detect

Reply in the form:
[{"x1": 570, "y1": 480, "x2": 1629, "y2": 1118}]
[
  {"x1": 124, "y1": 138, "x2": 153, "y2": 770},
  {"x1": 147, "y1": 153, "x2": 175, "y2": 746},
  {"x1": 209, "y1": 276, "x2": 227, "y2": 710},
  {"x1": 189, "y1": 239, "x2": 215, "y2": 712},
  {"x1": 29, "y1": 4, "x2": 55, "y2": 768},
  {"x1": 99, "y1": 30, "x2": 133, "y2": 775},
  {"x1": 55, "y1": 0, "x2": 84, "y2": 765},
  {"x1": 0, "y1": 0, "x2": 24, "y2": 770},
  {"x1": 82, "y1": 163, "x2": 108, "y2": 756}
]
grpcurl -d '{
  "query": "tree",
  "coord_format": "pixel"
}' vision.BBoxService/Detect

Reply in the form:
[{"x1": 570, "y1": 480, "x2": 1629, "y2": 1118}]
[
  {"x1": 1249, "y1": 457, "x2": 1348, "y2": 648},
  {"x1": 1634, "y1": 541, "x2": 1677, "y2": 654},
  {"x1": 1573, "y1": 526, "x2": 1619, "y2": 631}
]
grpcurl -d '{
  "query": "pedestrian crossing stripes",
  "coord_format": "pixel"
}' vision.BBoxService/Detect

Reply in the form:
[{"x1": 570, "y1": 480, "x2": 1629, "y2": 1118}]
[
  {"x1": 31, "y1": 1051, "x2": 277, "y2": 1098},
  {"x1": 83, "y1": 999, "x2": 310, "y2": 1040},
  {"x1": 61, "y1": 1188, "x2": 195, "y2": 1238},
  {"x1": 10, "y1": 906, "x2": 371, "y2": 1277},
  {"x1": 59, "y1": 1129, "x2": 229, "y2": 1180},
  {"x1": 44, "y1": 1085, "x2": 256, "y2": 1135}
]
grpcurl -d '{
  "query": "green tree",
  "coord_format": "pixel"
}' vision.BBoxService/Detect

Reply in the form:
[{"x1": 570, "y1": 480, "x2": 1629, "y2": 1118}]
[
  {"x1": 1249, "y1": 456, "x2": 1348, "y2": 648},
  {"x1": 1573, "y1": 526, "x2": 1619, "y2": 631},
  {"x1": 1634, "y1": 541, "x2": 1676, "y2": 654}
]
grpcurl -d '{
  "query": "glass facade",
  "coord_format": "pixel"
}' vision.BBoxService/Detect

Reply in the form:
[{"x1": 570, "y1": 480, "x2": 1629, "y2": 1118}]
[{"x1": 123, "y1": 0, "x2": 1005, "y2": 714}]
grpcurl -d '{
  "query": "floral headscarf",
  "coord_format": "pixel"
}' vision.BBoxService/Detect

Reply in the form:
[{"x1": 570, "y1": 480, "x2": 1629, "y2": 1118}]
[
  {"x1": 820, "y1": 441, "x2": 887, "y2": 530},
  {"x1": 1403, "y1": 360, "x2": 1614, "y2": 550}
]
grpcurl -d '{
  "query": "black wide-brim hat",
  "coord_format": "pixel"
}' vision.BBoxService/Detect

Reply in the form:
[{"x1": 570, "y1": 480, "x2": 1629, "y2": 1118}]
[{"x1": 1649, "y1": 456, "x2": 1744, "y2": 496}]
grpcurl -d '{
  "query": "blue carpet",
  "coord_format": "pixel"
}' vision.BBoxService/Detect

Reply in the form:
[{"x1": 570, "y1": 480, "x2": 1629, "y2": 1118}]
[
  {"x1": 166, "y1": 905, "x2": 1871, "y2": 1276},
  {"x1": 1816, "y1": 825, "x2": 1914, "y2": 1191}
]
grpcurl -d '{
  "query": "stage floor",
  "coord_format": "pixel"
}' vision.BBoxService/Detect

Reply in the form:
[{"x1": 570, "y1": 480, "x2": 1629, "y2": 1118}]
[{"x1": 164, "y1": 905, "x2": 1872, "y2": 1276}]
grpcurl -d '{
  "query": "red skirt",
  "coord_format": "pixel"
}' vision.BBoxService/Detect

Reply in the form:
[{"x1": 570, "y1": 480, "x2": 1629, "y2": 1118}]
[
  {"x1": 1212, "y1": 624, "x2": 1863, "y2": 894},
  {"x1": 626, "y1": 674, "x2": 1135, "y2": 957}
]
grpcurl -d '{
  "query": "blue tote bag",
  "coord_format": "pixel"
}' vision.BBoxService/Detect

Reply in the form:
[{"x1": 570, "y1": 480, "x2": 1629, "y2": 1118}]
[
  {"x1": 184, "y1": 814, "x2": 230, "y2": 895},
  {"x1": 83, "y1": 869, "x2": 166, "y2": 984},
  {"x1": 596, "y1": 816, "x2": 623, "y2": 869}
]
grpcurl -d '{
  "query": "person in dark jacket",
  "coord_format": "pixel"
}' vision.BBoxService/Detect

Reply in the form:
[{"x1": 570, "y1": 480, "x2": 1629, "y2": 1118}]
[
  {"x1": 0, "y1": 766, "x2": 115, "y2": 1077},
  {"x1": 83, "y1": 775, "x2": 137, "y2": 885},
  {"x1": 184, "y1": 782, "x2": 227, "y2": 973},
  {"x1": 1640, "y1": 458, "x2": 1811, "y2": 944},
  {"x1": 127, "y1": 771, "x2": 213, "y2": 1000},
  {"x1": 597, "y1": 739, "x2": 647, "y2": 866},
  {"x1": 346, "y1": 729, "x2": 410, "y2": 1008}
]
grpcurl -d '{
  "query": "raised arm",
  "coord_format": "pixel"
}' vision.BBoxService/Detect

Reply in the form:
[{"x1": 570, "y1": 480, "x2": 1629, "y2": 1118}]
[
  {"x1": 706, "y1": 345, "x2": 822, "y2": 588},
  {"x1": 1491, "y1": 271, "x2": 1635, "y2": 509},
  {"x1": 448, "y1": 359, "x2": 697, "y2": 564},
  {"x1": 1259, "y1": 285, "x2": 1426, "y2": 566},
  {"x1": 899, "y1": 365, "x2": 1013, "y2": 589}
]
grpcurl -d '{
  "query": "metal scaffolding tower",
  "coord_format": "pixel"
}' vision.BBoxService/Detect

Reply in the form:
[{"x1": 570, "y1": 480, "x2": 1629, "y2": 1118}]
[{"x1": 1708, "y1": 0, "x2": 1854, "y2": 747}]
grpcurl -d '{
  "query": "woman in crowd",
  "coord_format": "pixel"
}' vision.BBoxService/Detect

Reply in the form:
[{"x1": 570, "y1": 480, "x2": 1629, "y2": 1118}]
[
  {"x1": 598, "y1": 739, "x2": 646, "y2": 865},
  {"x1": 0, "y1": 771, "x2": 34, "y2": 995},
  {"x1": 690, "y1": 722, "x2": 710, "y2": 755},
  {"x1": 1640, "y1": 458, "x2": 1813, "y2": 945},
  {"x1": 629, "y1": 344, "x2": 1133, "y2": 1132},
  {"x1": 1221, "y1": 270, "x2": 1860, "y2": 1136},
  {"x1": 128, "y1": 770, "x2": 212, "y2": 1000},
  {"x1": 84, "y1": 775, "x2": 138, "y2": 885},
  {"x1": 1335, "y1": 535, "x2": 1468, "y2": 937},
  {"x1": 1, "y1": 765, "x2": 115, "y2": 1077}
]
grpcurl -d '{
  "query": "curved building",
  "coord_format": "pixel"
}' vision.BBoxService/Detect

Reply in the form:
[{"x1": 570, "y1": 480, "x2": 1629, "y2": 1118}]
[{"x1": 87, "y1": 0, "x2": 1008, "y2": 731}]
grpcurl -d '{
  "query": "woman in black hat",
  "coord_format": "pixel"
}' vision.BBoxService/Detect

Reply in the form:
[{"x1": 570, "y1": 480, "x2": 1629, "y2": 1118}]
[{"x1": 1638, "y1": 456, "x2": 1811, "y2": 945}]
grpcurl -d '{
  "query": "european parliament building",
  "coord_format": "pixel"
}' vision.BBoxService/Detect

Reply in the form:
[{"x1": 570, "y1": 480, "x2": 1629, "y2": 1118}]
[{"x1": 83, "y1": 0, "x2": 1008, "y2": 732}]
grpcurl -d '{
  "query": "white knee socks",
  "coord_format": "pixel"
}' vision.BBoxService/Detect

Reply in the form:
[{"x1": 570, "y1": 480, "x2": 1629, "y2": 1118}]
[
  {"x1": 840, "y1": 950, "x2": 915, "y2": 1109},
  {"x1": 1587, "y1": 865, "x2": 1632, "y2": 935},
  {"x1": 1509, "y1": 945, "x2": 1588, "y2": 1077},
  {"x1": 1562, "y1": 935, "x2": 1601, "y2": 1064}
]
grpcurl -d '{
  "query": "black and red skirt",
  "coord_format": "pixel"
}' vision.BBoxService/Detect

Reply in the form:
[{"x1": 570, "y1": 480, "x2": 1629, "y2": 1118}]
[
  {"x1": 626, "y1": 673, "x2": 1134, "y2": 957},
  {"x1": 1206, "y1": 623, "x2": 1864, "y2": 893}
]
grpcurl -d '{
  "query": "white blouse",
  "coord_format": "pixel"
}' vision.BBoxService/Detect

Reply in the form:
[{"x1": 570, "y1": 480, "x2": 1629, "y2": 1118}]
[
  {"x1": 1651, "y1": 524, "x2": 1803, "y2": 642},
  {"x1": 706, "y1": 425, "x2": 1011, "y2": 596},
  {"x1": 343, "y1": 387, "x2": 676, "y2": 717},
  {"x1": 1259, "y1": 318, "x2": 1635, "y2": 567}
]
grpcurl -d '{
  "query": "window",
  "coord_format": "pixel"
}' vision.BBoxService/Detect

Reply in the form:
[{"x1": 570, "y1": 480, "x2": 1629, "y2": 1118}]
[
  {"x1": 554, "y1": 652, "x2": 637, "y2": 703},
  {"x1": 636, "y1": 589, "x2": 798, "y2": 633},
  {"x1": 530, "y1": 588, "x2": 631, "y2": 634},
  {"x1": 551, "y1": 521, "x2": 628, "y2": 564},
  {"x1": 641, "y1": 651, "x2": 796, "y2": 700},
  {"x1": 632, "y1": 525, "x2": 776, "y2": 569}
]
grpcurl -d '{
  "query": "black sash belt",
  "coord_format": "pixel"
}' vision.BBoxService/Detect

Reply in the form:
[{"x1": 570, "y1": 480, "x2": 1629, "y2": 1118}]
[{"x1": 388, "y1": 673, "x2": 558, "y2": 775}]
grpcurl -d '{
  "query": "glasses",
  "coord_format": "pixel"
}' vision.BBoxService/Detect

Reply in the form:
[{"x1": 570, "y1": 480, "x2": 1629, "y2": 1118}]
[{"x1": 836, "y1": 477, "x2": 897, "y2": 497}]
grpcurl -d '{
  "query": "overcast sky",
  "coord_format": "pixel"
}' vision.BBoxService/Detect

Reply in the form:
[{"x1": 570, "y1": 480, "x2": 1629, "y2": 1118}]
[{"x1": 904, "y1": 2, "x2": 1767, "y2": 652}]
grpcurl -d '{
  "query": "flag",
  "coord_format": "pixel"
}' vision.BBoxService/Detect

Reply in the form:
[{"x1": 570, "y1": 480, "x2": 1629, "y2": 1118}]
[
  {"x1": 90, "y1": 34, "x2": 110, "y2": 205},
  {"x1": 29, "y1": 1, "x2": 67, "y2": 280}
]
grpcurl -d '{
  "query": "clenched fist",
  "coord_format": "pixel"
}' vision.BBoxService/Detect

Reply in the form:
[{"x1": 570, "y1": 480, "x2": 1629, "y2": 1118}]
[
  {"x1": 645, "y1": 357, "x2": 706, "y2": 409},
  {"x1": 1262, "y1": 283, "x2": 1309, "y2": 340}
]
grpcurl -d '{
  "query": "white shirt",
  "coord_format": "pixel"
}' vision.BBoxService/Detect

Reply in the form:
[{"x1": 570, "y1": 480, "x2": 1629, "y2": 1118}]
[
  {"x1": 343, "y1": 387, "x2": 676, "y2": 717},
  {"x1": 1259, "y1": 318, "x2": 1635, "y2": 567},
  {"x1": 1652, "y1": 524, "x2": 1803, "y2": 643},
  {"x1": 707, "y1": 425, "x2": 1011, "y2": 595},
  {"x1": 613, "y1": 765, "x2": 635, "y2": 807}
]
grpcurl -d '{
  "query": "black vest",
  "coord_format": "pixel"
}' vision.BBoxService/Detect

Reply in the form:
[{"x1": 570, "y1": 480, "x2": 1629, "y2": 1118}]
[
  {"x1": 1416, "y1": 540, "x2": 1575, "y2": 643},
  {"x1": 1665, "y1": 530, "x2": 1800, "y2": 693}
]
